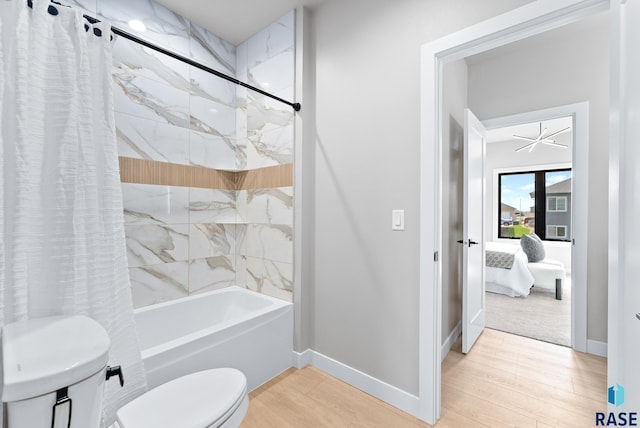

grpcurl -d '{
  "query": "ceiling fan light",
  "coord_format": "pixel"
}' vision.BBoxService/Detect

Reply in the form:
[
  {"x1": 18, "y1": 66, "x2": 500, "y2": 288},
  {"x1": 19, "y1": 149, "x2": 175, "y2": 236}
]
[{"x1": 512, "y1": 122, "x2": 571, "y2": 152}]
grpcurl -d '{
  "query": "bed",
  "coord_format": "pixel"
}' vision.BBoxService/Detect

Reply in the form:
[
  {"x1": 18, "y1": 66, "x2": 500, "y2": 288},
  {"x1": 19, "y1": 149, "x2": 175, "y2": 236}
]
[{"x1": 485, "y1": 241, "x2": 534, "y2": 297}]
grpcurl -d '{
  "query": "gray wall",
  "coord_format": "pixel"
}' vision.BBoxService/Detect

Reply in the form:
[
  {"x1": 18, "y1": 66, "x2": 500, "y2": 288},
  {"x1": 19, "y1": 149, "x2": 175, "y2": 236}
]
[
  {"x1": 304, "y1": 0, "x2": 533, "y2": 396},
  {"x1": 467, "y1": 12, "x2": 610, "y2": 343},
  {"x1": 294, "y1": 6, "x2": 316, "y2": 352}
]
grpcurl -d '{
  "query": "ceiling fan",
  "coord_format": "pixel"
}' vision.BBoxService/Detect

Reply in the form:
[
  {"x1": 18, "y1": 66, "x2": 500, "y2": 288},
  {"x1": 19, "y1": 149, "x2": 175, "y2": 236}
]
[{"x1": 513, "y1": 122, "x2": 571, "y2": 152}]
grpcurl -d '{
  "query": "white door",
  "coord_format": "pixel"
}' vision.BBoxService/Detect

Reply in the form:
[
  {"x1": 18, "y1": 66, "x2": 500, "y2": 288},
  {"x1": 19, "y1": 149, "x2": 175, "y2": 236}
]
[
  {"x1": 609, "y1": 0, "x2": 640, "y2": 413},
  {"x1": 462, "y1": 108, "x2": 486, "y2": 354}
]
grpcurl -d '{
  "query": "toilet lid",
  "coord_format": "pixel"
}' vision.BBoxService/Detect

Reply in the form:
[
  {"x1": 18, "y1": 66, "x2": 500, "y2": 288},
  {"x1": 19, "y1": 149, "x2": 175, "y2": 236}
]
[
  {"x1": 2, "y1": 315, "x2": 110, "y2": 402},
  {"x1": 116, "y1": 368, "x2": 247, "y2": 428}
]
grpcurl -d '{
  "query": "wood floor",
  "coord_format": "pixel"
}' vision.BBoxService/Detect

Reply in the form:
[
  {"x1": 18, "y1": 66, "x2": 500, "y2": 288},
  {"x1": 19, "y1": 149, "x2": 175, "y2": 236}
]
[{"x1": 240, "y1": 329, "x2": 607, "y2": 427}]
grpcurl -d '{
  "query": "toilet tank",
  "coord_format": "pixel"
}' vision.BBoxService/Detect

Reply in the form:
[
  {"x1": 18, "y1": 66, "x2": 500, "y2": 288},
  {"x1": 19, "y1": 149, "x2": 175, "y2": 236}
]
[{"x1": 2, "y1": 315, "x2": 110, "y2": 428}]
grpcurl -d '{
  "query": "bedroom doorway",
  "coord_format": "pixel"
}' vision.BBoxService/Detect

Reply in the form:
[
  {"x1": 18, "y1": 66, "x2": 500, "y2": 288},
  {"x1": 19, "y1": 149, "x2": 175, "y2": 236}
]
[
  {"x1": 478, "y1": 104, "x2": 589, "y2": 353},
  {"x1": 418, "y1": 2, "x2": 613, "y2": 423},
  {"x1": 483, "y1": 114, "x2": 577, "y2": 347}
]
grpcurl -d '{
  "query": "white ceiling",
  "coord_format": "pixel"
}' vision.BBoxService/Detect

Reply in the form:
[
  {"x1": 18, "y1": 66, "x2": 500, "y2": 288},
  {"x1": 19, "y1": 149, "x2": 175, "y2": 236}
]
[
  {"x1": 485, "y1": 116, "x2": 573, "y2": 150},
  {"x1": 153, "y1": 0, "x2": 331, "y2": 45}
]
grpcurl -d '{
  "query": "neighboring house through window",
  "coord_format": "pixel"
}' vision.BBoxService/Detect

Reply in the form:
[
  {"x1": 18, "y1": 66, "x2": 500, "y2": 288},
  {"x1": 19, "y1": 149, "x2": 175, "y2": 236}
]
[{"x1": 540, "y1": 174, "x2": 572, "y2": 241}]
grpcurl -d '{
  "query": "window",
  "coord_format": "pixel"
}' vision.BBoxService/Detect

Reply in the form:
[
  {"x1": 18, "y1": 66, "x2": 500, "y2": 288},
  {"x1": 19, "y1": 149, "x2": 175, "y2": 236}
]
[
  {"x1": 547, "y1": 225, "x2": 567, "y2": 239},
  {"x1": 547, "y1": 196, "x2": 567, "y2": 212},
  {"x1": 498, "y1": 168, "x2": 571, "y2": 241}
]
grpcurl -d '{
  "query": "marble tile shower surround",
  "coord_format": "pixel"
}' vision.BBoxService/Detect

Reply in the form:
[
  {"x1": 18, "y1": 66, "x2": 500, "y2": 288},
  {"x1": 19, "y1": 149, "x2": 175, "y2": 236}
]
[
  {"x1": 57, "y1": 0, "x2": 295, "y2": 307},
  {"x1": 237, "y1": 12, "x2": 295, "y2": 170},
  {"x1": 121, "y1": 184, "x2": 293, "y2": 307}
]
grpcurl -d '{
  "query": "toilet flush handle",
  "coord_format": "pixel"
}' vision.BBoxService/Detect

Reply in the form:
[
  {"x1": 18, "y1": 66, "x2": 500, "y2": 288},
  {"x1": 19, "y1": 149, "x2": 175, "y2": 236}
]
[{"x1": 106, "y1": 365, "x2": 125, "y2": 387}]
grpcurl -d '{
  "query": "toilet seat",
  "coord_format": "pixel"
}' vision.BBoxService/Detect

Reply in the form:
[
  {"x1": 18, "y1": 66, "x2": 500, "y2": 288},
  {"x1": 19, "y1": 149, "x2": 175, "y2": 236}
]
[{"x1": 115, "y1": 368, "x2": 248, "y2": 428}]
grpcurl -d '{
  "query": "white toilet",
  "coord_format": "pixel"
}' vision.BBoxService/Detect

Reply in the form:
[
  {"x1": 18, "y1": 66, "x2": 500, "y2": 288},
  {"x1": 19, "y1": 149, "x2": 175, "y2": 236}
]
[{"x1": 2, "y1": 315, "x2": 249, "y2": 428}]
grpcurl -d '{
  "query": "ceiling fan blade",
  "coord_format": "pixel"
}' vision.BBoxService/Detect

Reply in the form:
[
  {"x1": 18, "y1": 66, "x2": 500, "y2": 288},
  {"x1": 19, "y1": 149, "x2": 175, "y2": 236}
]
[
  {"x1": 515, "y1": 142, "x2": 535, "y2": 152},
  {"x1": 513, "y1": 123, "x2": 571, "y2": 153},
  {"x1": 537, "y1": 128, "x2": 549, "y2": 140},
  {"x1": 513, "y1": 134, "x2": 537, "y2": 142},
  {"x1": 545, "y1": 126, "x2": 571, "y2": 139},
  {"x1": 541, "y1": 141, "x2": 568, "y2": 148}
]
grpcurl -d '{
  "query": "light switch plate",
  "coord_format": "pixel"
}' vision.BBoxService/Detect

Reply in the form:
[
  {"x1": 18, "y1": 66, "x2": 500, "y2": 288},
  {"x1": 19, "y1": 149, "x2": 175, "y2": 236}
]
[{"x1": 392, "y1": 210, "x2": 405, "y2": 231}]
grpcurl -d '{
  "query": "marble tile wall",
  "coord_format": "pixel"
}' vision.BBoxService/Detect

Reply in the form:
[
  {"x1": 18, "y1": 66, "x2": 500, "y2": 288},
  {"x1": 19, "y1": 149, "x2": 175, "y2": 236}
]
[
  {"x1": 236, "y1": 12, "x2": 295, "y2": 302},
  {"x1": 237, "y1": 188, "x2": 293, "y2": 301},
  {"x1": 60, "y1": 0, "x2": 295, "y2": 306},
  {"x1": 237, "y1": 12, "x2": 295, "y2": 170}
]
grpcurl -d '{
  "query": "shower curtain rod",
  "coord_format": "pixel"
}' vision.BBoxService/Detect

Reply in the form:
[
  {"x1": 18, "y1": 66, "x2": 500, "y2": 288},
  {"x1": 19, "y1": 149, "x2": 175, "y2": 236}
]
[
  {"x1": 29, "y1": 1, "x2": 301, "y2": 112},
  {"x1": 92, "y1": 17, "x2": 301, "y2": 112}
]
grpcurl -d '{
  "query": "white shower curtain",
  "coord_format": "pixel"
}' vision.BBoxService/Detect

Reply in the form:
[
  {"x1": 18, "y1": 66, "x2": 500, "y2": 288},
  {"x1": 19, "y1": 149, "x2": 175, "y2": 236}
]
[{"x1": 0, "y1": 1, "x2": 147, "y2": 426}]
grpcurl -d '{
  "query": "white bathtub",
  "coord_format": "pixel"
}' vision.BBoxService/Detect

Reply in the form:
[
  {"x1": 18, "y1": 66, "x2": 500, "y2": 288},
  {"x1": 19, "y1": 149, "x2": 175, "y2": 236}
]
[{"x1": 134, "y1": 286, "x2": 293, "y2": 392}]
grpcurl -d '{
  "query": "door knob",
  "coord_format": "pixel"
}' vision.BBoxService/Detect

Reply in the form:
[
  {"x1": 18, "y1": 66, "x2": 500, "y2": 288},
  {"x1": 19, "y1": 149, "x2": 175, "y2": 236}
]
[
  {"x1": 456, "y1": 240, "x2": 465, "y2": 244},
  {"x1": 468, "y1": 240, "x2": 479, "y2": 247}
]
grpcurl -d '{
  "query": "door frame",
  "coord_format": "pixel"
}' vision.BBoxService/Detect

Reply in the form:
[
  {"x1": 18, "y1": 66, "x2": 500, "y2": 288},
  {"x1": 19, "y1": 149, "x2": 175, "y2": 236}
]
[
  {"x1": 482, "y1": 103, "x2": 589, "y2": 353},
  {"x1": 418, "y1": 0, "x2": 609, "y2": 423},
  {"x1": 608, "y1": 0, "x2": 640, "y2": 412}
]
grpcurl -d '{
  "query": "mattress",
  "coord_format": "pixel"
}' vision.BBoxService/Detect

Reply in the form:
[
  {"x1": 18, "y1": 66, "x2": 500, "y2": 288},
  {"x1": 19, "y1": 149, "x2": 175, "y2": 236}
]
[{"x1": 485, "y1": 242, "x2": 535, "y2": 297}]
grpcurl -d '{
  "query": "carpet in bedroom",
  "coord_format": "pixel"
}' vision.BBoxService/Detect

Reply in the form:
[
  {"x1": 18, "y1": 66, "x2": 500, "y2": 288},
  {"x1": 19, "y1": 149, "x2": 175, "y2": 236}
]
[{"x1": 485, "y1": 276, "x2": 571, "y2": 347}]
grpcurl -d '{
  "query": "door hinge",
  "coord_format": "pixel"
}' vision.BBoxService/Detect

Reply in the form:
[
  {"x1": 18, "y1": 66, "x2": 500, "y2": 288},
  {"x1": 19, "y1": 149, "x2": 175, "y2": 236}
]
[{"x1": 434, "y1": 251, "x2": 439, "y2": 262}]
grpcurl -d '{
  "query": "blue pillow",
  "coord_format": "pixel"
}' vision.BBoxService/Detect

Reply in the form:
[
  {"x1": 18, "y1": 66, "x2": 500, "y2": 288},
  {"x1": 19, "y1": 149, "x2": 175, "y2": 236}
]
[{"x1": 520, "y1": 233, "x2": 545, "y2": 262}]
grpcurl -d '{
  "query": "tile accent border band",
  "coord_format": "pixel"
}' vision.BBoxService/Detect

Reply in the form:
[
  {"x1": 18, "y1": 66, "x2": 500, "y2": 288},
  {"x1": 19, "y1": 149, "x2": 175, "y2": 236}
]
[{"x1": 119, "y1": 157, "x2": 293, "y2": 190}]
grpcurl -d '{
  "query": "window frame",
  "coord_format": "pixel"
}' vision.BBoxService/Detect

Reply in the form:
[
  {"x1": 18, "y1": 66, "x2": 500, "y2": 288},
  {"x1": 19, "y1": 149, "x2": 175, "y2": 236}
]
[{"x1": 497, "y1": 167, "x2": 571, "y2": 241}]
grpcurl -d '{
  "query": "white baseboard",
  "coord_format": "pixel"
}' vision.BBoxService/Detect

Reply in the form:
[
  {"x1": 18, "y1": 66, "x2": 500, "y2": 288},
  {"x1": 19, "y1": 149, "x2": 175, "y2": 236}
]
[
  {"x1": 441, "y1": 321, "x2": 462, "y2": 361},
  {"x1": 587, "y1": 339, "x2": 607, "y2": 357},
  {"x1": 292, "y1": 349, "x2": 313, "y2": 369},
  {"x1": 292, "y1": 349, "x2": 420, "y2": 418}
]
